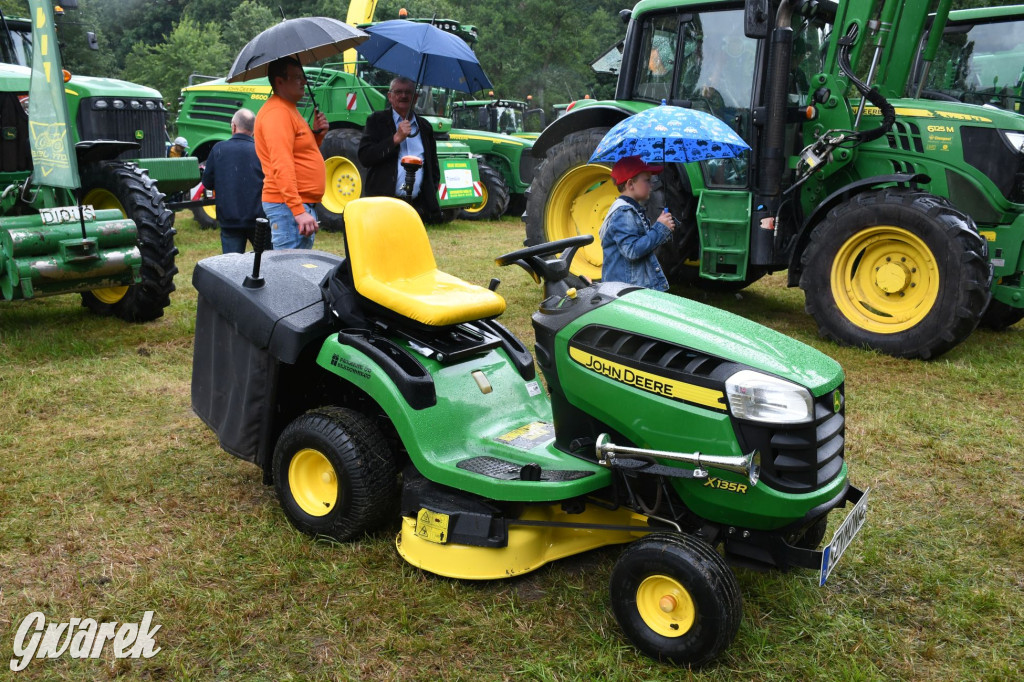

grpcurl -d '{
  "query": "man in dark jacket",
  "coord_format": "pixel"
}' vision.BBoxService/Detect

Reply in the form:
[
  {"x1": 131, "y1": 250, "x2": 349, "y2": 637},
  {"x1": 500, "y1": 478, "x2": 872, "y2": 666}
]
[
  {"x1": 202, "y1": 108, "x2": 266, "y2": 253},
  {"x1": 358, "y1": 76, "x2": 442, "y2": 223}
]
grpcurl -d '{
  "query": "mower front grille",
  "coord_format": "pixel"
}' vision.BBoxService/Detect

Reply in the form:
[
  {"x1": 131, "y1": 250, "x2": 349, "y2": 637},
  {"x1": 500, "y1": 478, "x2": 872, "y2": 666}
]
[
  {"x1": 569, "y1": 325, "x2": 737, "y2": 379},
  {"x1": 734, "y1": 388, "x2": 845, "y2": 494}
]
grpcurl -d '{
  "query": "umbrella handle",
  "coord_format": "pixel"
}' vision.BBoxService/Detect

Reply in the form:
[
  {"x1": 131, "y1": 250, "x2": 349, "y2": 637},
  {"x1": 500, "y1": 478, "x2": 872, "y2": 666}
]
[{"x1": 306, "y1": 83, "x2": 327, "y2": 134}]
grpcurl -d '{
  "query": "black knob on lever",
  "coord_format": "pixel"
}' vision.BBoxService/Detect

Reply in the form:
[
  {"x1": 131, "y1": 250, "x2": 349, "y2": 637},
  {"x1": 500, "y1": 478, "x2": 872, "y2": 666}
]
[
  {"x1": 243, "y1": 217, "x2": 270, "y2": 289},
  {"x1": 400, "y1": 155, "x2": 423, "y2": 201}
]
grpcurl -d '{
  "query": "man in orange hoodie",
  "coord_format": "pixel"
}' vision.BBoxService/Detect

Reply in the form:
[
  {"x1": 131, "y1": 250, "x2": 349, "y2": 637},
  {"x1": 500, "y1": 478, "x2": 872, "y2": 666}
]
[{"x1": 255, "y1": 57, "x2": 328, "y2": 249}]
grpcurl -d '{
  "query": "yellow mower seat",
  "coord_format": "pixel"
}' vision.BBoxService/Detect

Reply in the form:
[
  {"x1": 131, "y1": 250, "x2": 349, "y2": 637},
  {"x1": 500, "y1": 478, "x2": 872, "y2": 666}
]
[{"x1": 345, "y1": 197, "x2": 506, "y2": 326}]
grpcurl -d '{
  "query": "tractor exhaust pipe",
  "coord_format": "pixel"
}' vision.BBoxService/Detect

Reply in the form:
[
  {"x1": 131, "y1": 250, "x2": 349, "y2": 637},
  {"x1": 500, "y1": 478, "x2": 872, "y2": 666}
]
[
  {"x1": 751, "y1": 0, "x2": 795, "y2": 266},
  {"x1": 595, "y1": 434, "x2": 760, "y2": 486}
]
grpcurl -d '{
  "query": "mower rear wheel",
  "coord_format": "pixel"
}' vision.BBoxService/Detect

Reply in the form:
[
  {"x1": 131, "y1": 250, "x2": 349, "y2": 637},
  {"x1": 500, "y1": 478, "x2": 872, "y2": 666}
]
[
  {"x1": 273, "y1": 407, "x2": 398, "y2": 541},
  {"x1": 610, "y1": 533, "x2": 742, "y2": 667},
  {"x1": 459, "y1": 160, "x2": 509, "y2": 220},
  {"x1": 800, "y1": 189, "x2": 991, "y2": 359},
  {"x1": 79, "y1": 162, "x2": 178, "y2": 322},
  {"x1": 317, "y1": 128, "x2": 366, "y2": 232}
]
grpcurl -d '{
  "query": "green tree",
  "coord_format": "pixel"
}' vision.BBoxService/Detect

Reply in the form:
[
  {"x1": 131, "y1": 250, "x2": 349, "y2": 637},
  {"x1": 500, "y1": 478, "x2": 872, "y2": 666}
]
[
  {"x1": 121, "y1": 15, "x2": 232, "y2": 117},
  {"x1": 221, "y1": 0, "x2": 277, "y2": 56}
]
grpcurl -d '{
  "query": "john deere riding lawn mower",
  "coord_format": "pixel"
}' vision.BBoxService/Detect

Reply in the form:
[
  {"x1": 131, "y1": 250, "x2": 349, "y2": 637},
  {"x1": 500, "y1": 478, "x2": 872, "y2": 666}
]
[{"x1": 191, "y1": 195, "x2": 867, "y2": 666}]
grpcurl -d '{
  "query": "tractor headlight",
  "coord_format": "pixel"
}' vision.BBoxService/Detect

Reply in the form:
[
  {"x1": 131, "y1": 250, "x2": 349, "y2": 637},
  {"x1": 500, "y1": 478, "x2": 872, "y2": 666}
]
[
  {"x1": 1000, "y1": 130, "x2": 1024, "y2": 152},
  {"x1": 724, "y1": 370, "x2": 813, "y2": 424}
]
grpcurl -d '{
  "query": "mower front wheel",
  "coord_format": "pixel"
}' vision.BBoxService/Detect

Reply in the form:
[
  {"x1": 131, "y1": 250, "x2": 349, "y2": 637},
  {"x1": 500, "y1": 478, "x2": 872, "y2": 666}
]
[
  {"x1": 273, "y1": 407, "x2": 398, "y2": 541},
  {"x1": 610, "y1": 533, "x2": 742, "y2": 668}
]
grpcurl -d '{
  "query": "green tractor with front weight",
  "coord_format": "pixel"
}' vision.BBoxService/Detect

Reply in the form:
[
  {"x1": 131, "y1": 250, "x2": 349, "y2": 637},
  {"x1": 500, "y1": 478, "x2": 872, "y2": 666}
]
[
  {"x1": 526, "y1": 0, "x2": 1024, "y2": 359},
  {"x1": 191, "y1": 195, "x2": 867, "y2": 667},
  {"x1": 0, "y1": 0, "x2": 179, "y2": 321}
]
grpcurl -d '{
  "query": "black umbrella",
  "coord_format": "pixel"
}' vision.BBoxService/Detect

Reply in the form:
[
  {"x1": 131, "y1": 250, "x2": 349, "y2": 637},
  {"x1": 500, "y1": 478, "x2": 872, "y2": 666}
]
[
  {"x1": 227, "y1": 17, "x2": 368, "y2": 127},
  {"x1": 227, "y1": 17, "x2": 368, "y2": 82}
]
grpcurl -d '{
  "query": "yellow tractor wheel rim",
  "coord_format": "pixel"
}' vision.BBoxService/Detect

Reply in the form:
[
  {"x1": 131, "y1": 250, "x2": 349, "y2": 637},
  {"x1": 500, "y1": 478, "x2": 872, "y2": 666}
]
[
  {"x1": 830, "y1": 225, "x2": 940, "y2": 334},
  {"x1": 462, "y1": 183, "x2": 490, "y2": 215},
  {"x1": 288, "y1": 448, "x2": 338, "y2": 517},
  {"x1": 82, "y1": 186, "x2": 129, "y2": 305},
  {"x1": 322, "y1": 156, "x2": 362, "y2": 214},
  {"x1": 545, "y1": 163, "x2": 615, "y2": 282},
  {"x1": 201, "y1": 203, "x2": 217, "y2": 221},
  {"x1": 636, "y1": 575, "x2": 696, "y2": 637}
]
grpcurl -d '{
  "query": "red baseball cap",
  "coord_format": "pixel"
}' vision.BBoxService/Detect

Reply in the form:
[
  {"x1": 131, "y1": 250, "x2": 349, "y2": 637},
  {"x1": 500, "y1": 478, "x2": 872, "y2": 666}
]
[{"x1": 610, "y1": 156, "x2": 664, "y2": 184}]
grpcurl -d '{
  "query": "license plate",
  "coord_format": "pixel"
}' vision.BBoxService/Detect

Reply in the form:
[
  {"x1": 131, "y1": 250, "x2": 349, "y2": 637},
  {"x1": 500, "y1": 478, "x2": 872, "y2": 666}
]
[
  {"x1": 819, "y1": 487, "x2": 869, "y2": 586},
  {"x1": 415, "y1": 508, "x2": 450, "y2": 544},
  {"x1": 40, "y1": 205, "x2": 95, "y2": 225}
]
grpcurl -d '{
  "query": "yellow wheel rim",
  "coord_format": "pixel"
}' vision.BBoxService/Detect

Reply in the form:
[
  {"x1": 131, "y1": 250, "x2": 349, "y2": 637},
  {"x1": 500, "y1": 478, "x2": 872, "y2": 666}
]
[
  {"x1": 322, "y1": 156, "x2": 362, "y2": 214},
  {"x1": 636, "y1": 575, "x2": 696, "y2": 637},
  {"x1": 201, "y1": 203, "x2": 217, "y2": 221},
  {"x1": 463, "y1": 183, "x2": 490, "y2": 215},
  {"x1": 831, "y1": 225, "x2": 940, "y2": 334},
  {"x1": 288, "y1": 448, "x2": 338, "y2": 517},
  {"x1": 83, "y1": 186, "x2": 129, "y2": 305},
  {"x1": 545, "y1": 163, "x2": 615, "y2": 281}
]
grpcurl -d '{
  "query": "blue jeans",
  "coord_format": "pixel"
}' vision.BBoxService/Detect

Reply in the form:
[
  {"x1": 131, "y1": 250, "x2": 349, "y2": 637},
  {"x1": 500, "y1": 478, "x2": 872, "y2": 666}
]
[
  {"x1": 220, "y1": 227, "x2": 256, "y2": 254},
  {"x1": 263, "y1": 202, "x2": 316, "y2": 250}
]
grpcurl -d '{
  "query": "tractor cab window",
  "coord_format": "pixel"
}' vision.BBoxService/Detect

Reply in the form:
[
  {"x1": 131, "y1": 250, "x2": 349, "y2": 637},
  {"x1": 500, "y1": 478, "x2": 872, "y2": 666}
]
[
  {"x1": 0, "y1": 22, "x2": 32, "y2": 66},
  {"x1": 633, "y1": 17, "x2": 678, "y2": 102},
  {"x1": 635, "y1": 9, "x2": 757, "y2": 188},
  {"x1": 921, "y1": 18, "x2": 1024, "y2": 111}
]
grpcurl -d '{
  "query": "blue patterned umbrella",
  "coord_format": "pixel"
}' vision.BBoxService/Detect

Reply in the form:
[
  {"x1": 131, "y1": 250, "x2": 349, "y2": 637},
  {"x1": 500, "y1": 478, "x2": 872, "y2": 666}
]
[{"x1": 589, "y1": 103, "x2": 750, "y2": 164}]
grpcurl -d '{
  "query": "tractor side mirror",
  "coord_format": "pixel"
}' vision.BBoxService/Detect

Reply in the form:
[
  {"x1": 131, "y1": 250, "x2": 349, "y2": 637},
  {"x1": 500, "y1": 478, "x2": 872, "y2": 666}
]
[
  {"x1": 745, "y1": 0, "x2": 770, "y2": 39},
  {"x1": 86, "y1": 32, "x2": 98, "y2": 51}
]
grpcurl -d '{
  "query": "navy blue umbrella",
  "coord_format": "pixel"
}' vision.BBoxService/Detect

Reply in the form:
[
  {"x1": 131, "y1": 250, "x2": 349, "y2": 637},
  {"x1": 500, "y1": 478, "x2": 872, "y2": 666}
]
[{"x1": 355, "y1": 20, "x2": 493, "y2": 96}]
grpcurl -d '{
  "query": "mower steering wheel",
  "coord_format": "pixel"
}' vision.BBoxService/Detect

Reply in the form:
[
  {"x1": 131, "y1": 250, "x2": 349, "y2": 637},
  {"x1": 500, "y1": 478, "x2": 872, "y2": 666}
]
[{"x1": 495, "y1": 235, "x2": 594, "y2": 287}]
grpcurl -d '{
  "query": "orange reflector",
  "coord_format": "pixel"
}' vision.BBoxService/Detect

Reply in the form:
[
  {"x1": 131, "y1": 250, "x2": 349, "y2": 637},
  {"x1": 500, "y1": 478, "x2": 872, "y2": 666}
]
[{"x1": 63, "y1": 69, "x2": 72, "y2": 82}]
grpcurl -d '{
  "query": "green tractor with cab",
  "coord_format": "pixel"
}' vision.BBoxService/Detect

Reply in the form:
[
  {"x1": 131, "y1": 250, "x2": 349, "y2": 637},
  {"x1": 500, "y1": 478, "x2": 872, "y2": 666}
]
[
  {"x1": 526, "y1": 0, "x2": 1024, "y2": 359},
  {"x1": 1, "y1": 0, "x2": 184, "y2": 321},
  {"x1": 191, "y1": 195, "x2": 867, "y2": 667}
]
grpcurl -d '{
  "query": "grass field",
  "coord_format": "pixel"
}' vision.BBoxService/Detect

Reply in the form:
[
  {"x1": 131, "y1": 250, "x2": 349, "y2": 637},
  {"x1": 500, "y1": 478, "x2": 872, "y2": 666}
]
[{"x1": 1, "y1": 213, "x2": 1022, "y2": 681}]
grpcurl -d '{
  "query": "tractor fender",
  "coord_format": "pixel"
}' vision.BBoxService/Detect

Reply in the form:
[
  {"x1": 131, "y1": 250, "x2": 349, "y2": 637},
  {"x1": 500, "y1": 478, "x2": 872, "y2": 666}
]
[
  {"x1": 531, "y1": 104, "x2": 635, "y2": 158},
  {"x1": 786, "y1": 172, "x2": 930, "y2": 286}
]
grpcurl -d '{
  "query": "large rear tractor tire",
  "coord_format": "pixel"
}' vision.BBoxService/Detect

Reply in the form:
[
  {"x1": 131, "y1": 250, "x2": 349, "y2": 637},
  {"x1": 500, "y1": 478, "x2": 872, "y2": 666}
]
[
  {"x1": 800, "y1": 189, "x2": 991, "y2": 359},
  {"x1": 79, "y1": 162, "x2": 178, "y2": 322},
  {"x1": 978, "y1": 299, "x2": 1024, "y2": 330},
  {"x1": 273, "y1": 407, "x2": 399, "y2": 541},
  {"x1": 459, "y1": 160, "x2": 510, "y2": 220},
  {"x1": 317, "y1": 128, "x2": 367, "y2": 232},
  {"x1": 524, "y1": 127, "x2": 613, "y2": 282},
  {"x1": 610, "y1": 533, "x2": 742, "y2": 668}
]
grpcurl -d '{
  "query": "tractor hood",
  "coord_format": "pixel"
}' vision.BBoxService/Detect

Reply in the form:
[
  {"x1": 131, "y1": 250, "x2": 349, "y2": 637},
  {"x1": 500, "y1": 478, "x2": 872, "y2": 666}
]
[
  {"x1": 563, "y1": 288, "x2": 843, "y2": 395},
  {"x1": 0, "y1": 63, "x2": 30, "y2": 90},
  {"x1": 65, "y1": 73, "x2": 163, "y2": 100},
  {"x1": 858, "y1": 96, "x2": 1024, "y2": 132}
]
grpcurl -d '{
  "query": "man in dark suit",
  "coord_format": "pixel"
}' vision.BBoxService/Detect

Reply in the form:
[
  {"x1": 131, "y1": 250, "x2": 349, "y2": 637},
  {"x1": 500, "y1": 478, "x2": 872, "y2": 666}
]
[{"x1": 358, "y1": 76, "x2": 443, "y2": 223}]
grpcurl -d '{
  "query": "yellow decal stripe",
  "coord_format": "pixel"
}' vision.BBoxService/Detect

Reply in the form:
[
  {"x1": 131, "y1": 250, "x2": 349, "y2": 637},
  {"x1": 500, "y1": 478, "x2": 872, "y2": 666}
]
[
  {"x1": 569, "y1": 347, "x2": 726, "y2": 410},
  {"x1": 450, "y1": 132, "x2": 526, "y2": 146}
]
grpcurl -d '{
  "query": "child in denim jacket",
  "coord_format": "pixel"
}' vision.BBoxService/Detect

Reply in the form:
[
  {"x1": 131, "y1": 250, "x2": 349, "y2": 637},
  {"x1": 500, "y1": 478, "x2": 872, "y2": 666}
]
[{"x1": 599, "y1": 156, "x2": 675, "y2": 291}]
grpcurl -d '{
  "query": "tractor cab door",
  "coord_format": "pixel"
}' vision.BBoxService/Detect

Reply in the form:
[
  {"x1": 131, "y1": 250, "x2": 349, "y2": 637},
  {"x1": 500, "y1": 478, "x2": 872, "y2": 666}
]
[{"x1": 630, "y1": 8, "x2": 758, "y2": 189}]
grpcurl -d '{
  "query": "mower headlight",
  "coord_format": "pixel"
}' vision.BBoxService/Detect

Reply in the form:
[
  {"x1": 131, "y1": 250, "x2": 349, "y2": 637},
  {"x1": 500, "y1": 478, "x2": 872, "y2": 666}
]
[{"x1": 725, "y1": 370, "x2": 813, "y2": 424}]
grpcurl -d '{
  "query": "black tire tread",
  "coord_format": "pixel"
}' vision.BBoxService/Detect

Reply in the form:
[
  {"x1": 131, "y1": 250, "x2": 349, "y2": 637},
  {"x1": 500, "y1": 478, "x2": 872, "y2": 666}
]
[
  {"x1": 273, "y1": 406, "x2": 398, "y2": 541},
  {"x1": 610, "y1": 532, "x2": 742, "y2": 668},
  {"x1": 799, "y1": 188, "x2": 991, "y2": 359},
  {"x1": 316, "y1": 128, "x2": 367, "y2": 233},
  {"x1": 80, "y1": 161, "x2": 178, "y2": 322},
  {"x1": 459, "y1": 160, "x2": 510, "y2": 220}
]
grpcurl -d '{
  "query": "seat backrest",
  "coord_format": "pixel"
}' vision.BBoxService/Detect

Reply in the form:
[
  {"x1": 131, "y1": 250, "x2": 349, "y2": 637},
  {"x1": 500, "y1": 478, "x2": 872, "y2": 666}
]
[{"x1": 345, "y1": 197, "x2": 436, "y2": 288}]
